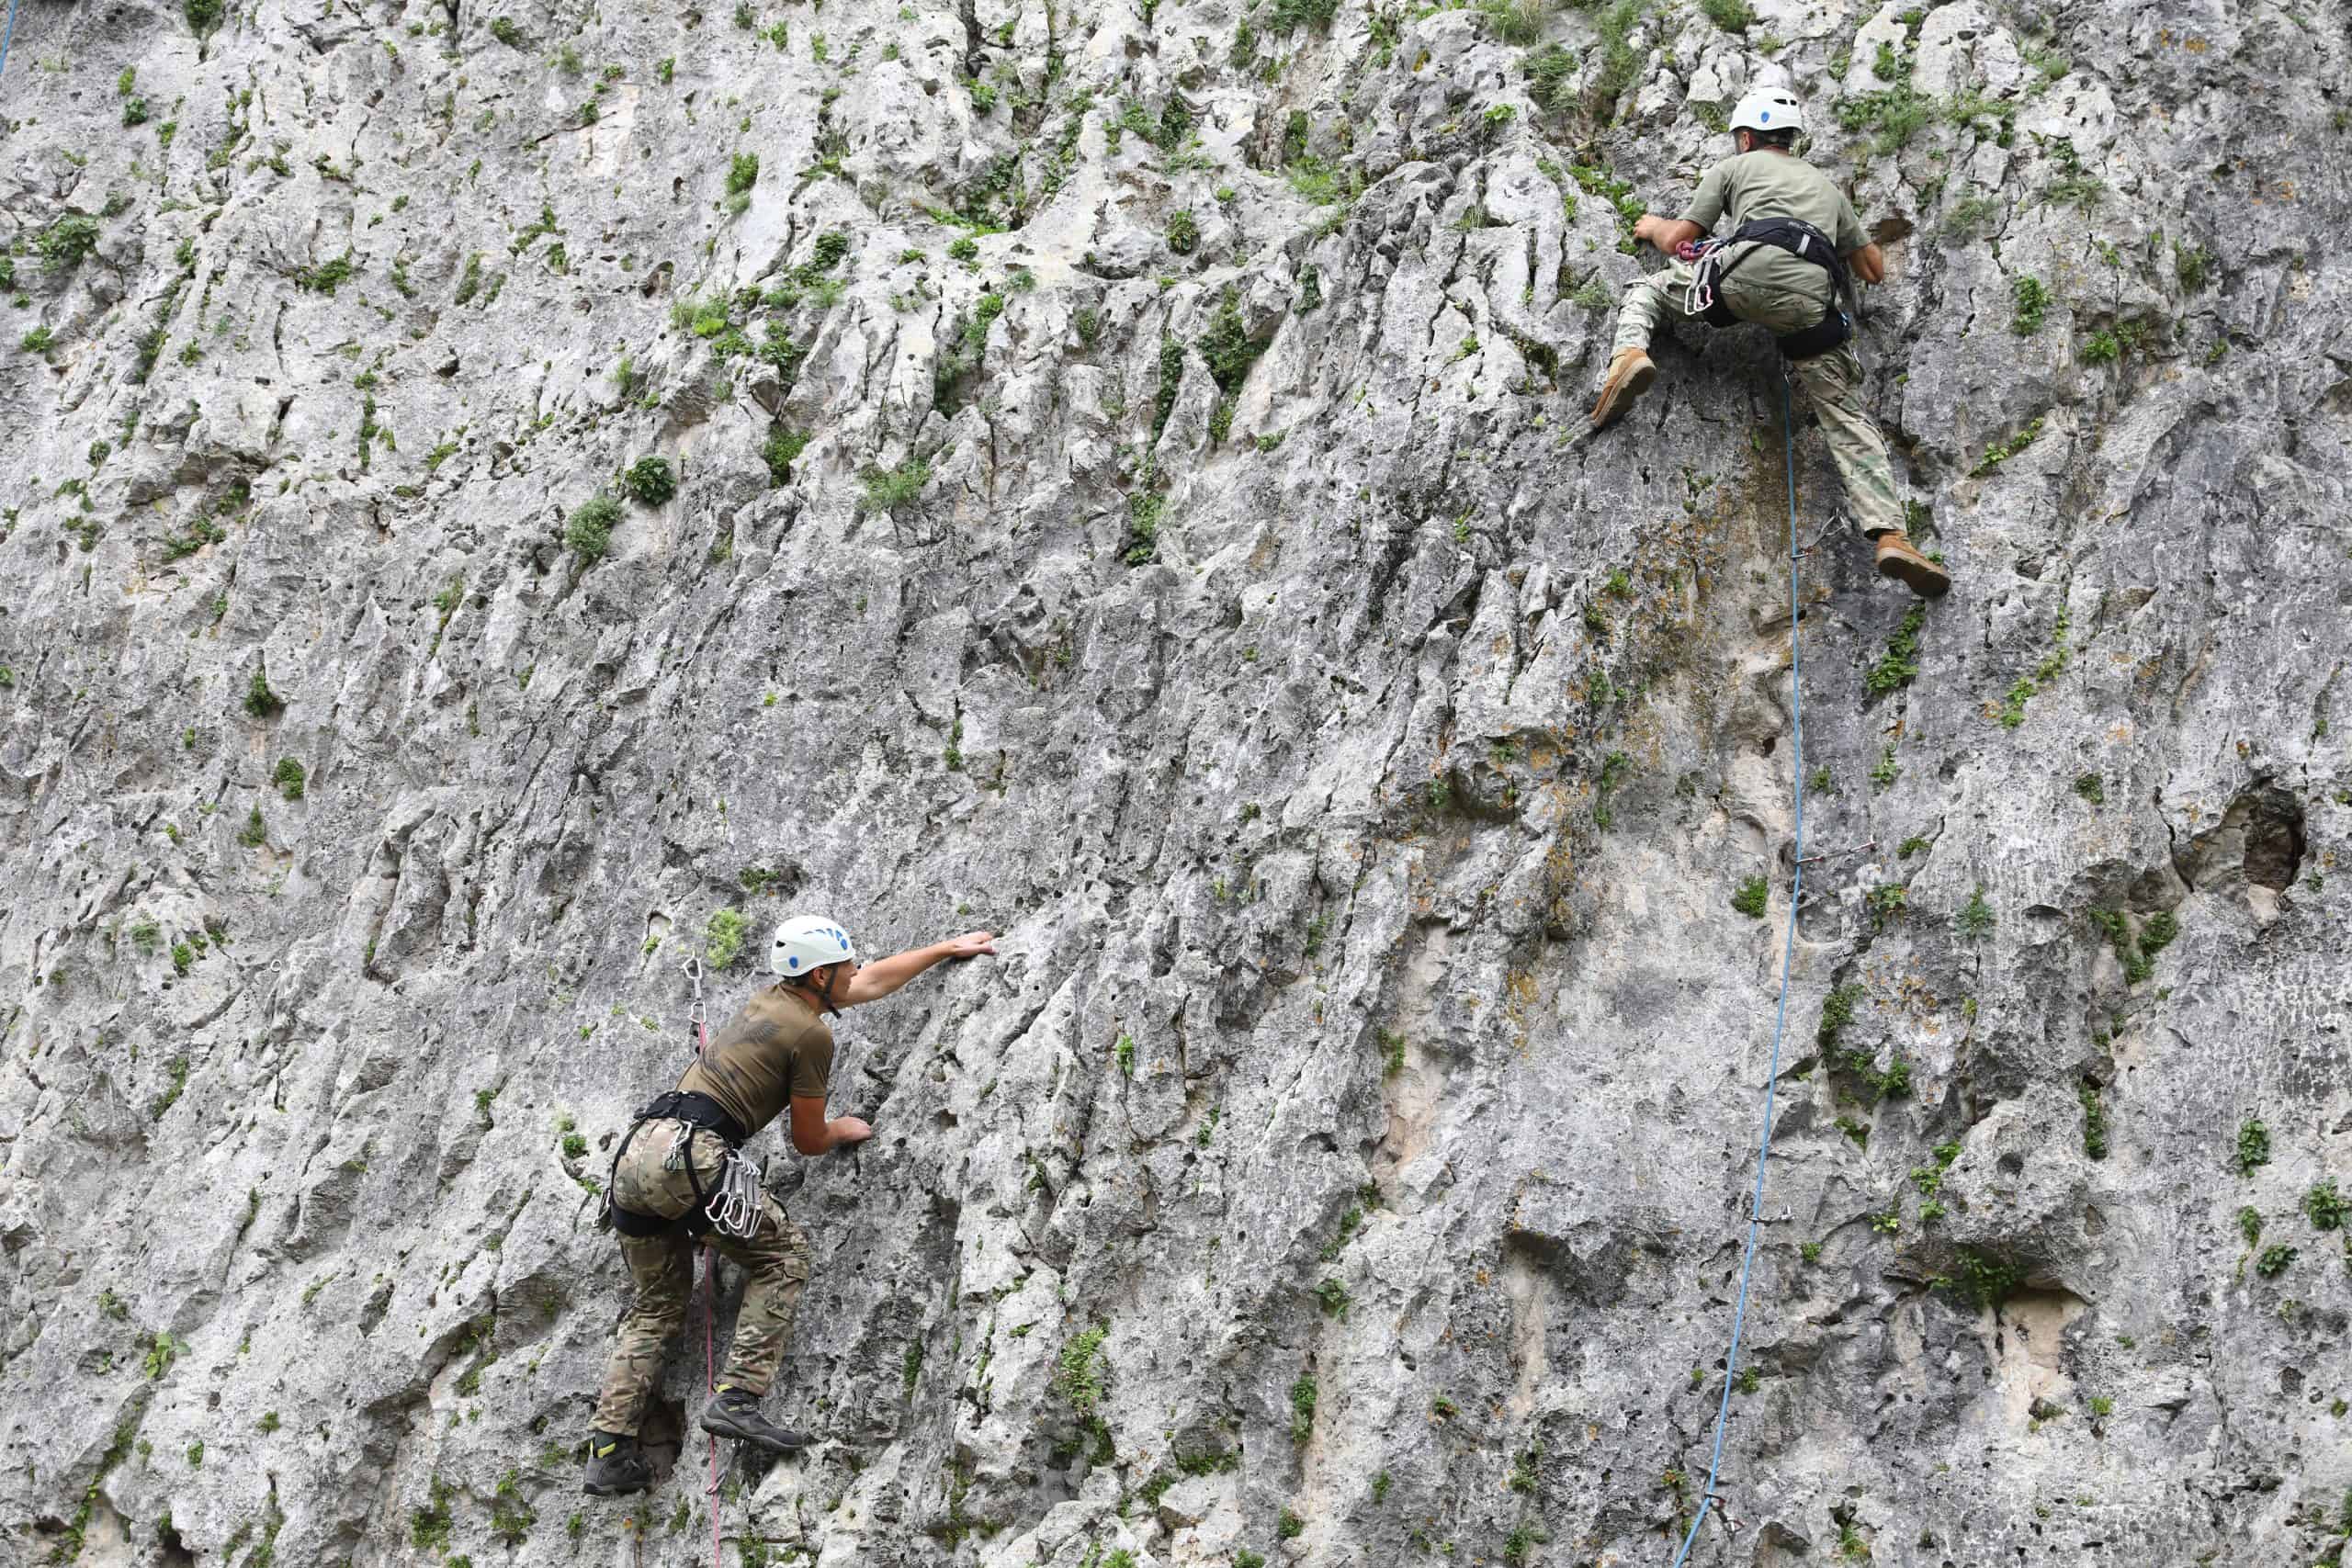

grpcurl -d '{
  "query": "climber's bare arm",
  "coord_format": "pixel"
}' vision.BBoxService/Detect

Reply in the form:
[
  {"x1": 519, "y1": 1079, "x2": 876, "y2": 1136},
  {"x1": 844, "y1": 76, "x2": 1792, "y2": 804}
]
[
  {"x1": 839, "y1": 931, "x2": 997, "y2": 1007},
  {"x1": 1632, "y1": 216, "x2": 1705, "y2": 257}
]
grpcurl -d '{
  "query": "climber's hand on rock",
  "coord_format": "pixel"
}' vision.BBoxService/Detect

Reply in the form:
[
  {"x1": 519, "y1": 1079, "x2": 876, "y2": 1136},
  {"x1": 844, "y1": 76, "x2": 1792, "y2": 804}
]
[
  {"x1": 830, "y1": 1116, "x2": 874, "y2": 1149},
  {"x1": 939, "y1": 931, "x2": 997, "y2": 961}
]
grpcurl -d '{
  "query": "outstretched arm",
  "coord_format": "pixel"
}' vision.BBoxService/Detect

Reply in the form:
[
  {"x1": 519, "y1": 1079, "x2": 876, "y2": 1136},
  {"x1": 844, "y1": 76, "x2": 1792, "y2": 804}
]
[
  {"x1": 1632, "y1": 215, "x2": 1705, "y2": 257},
  {"x1": 841, "y1": 931, "x2": 997, "y2": 1007}
]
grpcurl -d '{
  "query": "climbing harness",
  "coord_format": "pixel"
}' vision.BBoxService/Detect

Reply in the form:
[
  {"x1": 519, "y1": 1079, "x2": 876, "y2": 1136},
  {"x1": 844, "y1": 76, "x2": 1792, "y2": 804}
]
[
  {"x1": 1666, "y1": 367, "x2": 1810, "y2": 1567},
  {"x1": 601, "y1": 1090, "x2": 751, "y2": 1237},
  {"x1": 601, "y1": 955, "x2": 766, "y2": 1239},
  {"x1": 1681, "y1": 218, "x2": 1856, "y2": 361}
]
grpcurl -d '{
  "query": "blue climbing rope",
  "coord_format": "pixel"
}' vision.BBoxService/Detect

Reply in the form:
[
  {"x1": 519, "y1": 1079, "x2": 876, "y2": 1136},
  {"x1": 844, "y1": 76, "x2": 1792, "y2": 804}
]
[
  {"x1": 0, "y1": 0, "x2": 23, "y2": 82},
  {"x1": 1666, "y1": 367, "x2": 1807, "y2": 1566}
]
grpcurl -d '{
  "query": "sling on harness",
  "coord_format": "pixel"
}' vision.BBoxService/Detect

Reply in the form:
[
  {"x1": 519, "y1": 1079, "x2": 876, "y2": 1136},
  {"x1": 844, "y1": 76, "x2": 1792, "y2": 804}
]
[
  {"x1": 1685, "y1": 217, "x2": 1855, "y2": 360},
  {"x1": 602, "y1": 1090, "x2": 763, "y2": 1241}
]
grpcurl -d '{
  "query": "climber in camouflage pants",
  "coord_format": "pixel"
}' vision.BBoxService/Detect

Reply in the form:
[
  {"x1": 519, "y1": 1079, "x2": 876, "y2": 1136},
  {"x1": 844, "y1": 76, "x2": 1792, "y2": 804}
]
[
  {"x1": 1589, "y1": 85, "x2": 1950, "y2": 600},
  {"x1": 588, "y1": 1124, "x2": 812, "y2": 1437},
  {"x1": 582, "y1": 913, "x2": 997, "y2": 1496}
]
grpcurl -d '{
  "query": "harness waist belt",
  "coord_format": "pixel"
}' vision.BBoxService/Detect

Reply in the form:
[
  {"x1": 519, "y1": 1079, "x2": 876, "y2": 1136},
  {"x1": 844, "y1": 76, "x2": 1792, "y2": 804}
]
[
  {"x1": 602, "y1": 1090, "x2": 750, "y2": 1237},
  {"x1": 631, "y1": 1089, "x2": 748, "y2": 1146},
  {"x1": 1694, "y1": 217, "x2": 1856, "y2": 361}
]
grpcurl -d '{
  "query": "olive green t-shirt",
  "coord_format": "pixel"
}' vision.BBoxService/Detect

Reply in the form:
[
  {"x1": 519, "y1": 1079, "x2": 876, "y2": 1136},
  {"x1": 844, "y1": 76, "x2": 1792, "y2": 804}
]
[
  {"x1": 1677, "y1": 150, "x2": 1866, "y2": 305},
  {"x1": 675, "y1": 983, "x2": 835, "y2": 1139}
]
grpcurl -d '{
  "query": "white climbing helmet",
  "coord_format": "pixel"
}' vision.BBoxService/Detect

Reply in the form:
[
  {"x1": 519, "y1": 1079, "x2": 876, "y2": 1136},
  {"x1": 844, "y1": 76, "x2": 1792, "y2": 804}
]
[
  {"x1": 770, "y1": 914, "x2": 857, "y2": 977},
  {"x1": 1730, "y1": 87, "x2": 1804, "y2": 134}
]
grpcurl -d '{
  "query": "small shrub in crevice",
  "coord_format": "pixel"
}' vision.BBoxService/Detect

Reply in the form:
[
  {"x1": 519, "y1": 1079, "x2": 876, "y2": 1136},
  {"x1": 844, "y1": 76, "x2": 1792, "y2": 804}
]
[
  {"x1": 762, "y1": 427, "x2": 810, "y2": 487},
  {"x1": 622, "y1": 456, "x2": 676, "y2": 506},
  {"x1": 2234, "y1": 1117, "x2": 2269, "y2": 1177},
  {"x1": 565, "y1": 492, "x2": 622, "y2": 562},
  {"x1": 1730, "y1": 875, "x2": 1767, "y2": 918}
]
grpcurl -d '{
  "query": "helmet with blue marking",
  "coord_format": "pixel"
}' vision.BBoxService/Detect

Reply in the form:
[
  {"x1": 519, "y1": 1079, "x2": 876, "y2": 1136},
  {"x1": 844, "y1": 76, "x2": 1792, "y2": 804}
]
[
  {"x1": 1730, "y1": 87, "x2": 1804, "y2": 134},
  {"x1": 770, "y1": 914, "x2": 858, "y2": 977}
]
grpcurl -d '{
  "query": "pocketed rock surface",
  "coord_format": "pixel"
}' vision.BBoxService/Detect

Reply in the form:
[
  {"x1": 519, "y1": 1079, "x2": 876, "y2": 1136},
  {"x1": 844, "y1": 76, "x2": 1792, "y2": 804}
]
[{"x1": 3, "y1": 0, "x2": 2348, "y2": 1563}]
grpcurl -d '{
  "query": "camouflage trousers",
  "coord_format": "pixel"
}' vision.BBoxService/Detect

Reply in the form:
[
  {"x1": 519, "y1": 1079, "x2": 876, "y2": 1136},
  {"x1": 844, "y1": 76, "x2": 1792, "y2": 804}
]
[
  {"x1": 1611, "y1": 254, "x2": 1905, "y2": 538},
  {"x1": 590, "y1": 1119, "x2": 812, "y2": 1437}
]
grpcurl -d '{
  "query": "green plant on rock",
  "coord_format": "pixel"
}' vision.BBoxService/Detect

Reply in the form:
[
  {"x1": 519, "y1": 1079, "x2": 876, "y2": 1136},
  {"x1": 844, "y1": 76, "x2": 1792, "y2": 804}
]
[
  {"x1": 705, "y1": 908, "x2": 747, "y2": 970},
  {"x1": 2010, "y1": 276, "x2": 2051, "y2": 335},
  {"x1": 273, "y1": 758, "x2": 306, "y2": 800},
  {"x1": 862, "y1": 458, "x2": 930, "y2": 515},
  {"x1": 622, "y1": 455, "x2": 676, "y2": 506},
  {"x1": 2236, "y1": 1205, "x2": 2263, "y2": 1247},
  {"x1": 565, "y1": 492, "x2": 621, "y2": 562},
  {"x1": 1816, "y1": 984, "x2": 1863, "y2": 1051},
  {"x1": 2079, "y1": 1080, "x2": 2108, "y2": 1160},
  {"x1": 40, "y1": 214, "x2": 102, "y2": 274},
  {"x1": 2235, "y1": 1117, "x2": 2270, "y2": 1176},
  {"x1": 244, "y1": 665, "x2": 285, "y2": 719},
  {"x1": 1057, "y1": 1325, "x2": 1109, "y2": 1415},
  {"x1": 1289, "y1": 1376, "x2": 1317, "y2": 1442},
  {"x1": 2254, "y1": 1243, "x2": 2296, "y2": 1280},
  {"x1": 2306, "y1": 1178, "x2": 2349, "y2": 1231},
  {"x1": 1731, "y1": 874, "x2": 1767, "y2": 918},
  {"x1": 762, "y1": 427, "x2": 810, "y2": 487},
  {"x1": 1956, "y1": 886, "x2": 1995, "y2": 939},
  {"x1": 1864, "y1": 606, "x2": 1923, "y2": 693},
  {"x1": 1166, "y1": 209, "x2": 1199, "y2": 255}
]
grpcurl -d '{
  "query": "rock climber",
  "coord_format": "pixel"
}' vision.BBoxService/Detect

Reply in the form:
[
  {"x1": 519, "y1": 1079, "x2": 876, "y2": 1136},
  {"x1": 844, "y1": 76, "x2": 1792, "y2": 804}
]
[
  {"x1": 583, "y1": 914, "x2": 998, "y2": 1495},
  {"x1": 1589, "y1": 86, "x2": 1950, "y2": 600}
]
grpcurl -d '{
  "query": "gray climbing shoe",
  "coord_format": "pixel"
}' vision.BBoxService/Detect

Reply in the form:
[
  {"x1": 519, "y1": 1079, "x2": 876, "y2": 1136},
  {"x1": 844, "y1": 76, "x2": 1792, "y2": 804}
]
[
  {"x1": 583, "y1": 1431, "x2": 651, "y2": 1496},
  {"x1": 700, "y1": 1388, "x2": 813, "y2": 1453}
]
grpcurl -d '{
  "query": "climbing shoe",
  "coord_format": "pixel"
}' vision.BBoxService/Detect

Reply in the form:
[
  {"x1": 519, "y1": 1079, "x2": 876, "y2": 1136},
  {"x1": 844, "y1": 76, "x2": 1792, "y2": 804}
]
[
  {"x1": 700, "y1": 1387, "x2": 814, "y2": 1453},
  {"x1": 1872, "y1": 531, "x2": 1952, "y2": 598},
  {"x1": 1588, "y1": 348, "x2": 1657, "y2": 431},
  {"x1": 583, "y1": 1431, "x2": 651, "y2": 1497}
]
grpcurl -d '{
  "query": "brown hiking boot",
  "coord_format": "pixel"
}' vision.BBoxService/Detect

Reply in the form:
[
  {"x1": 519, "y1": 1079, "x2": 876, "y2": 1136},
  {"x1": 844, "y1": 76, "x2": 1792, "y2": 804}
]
[
  {"x1": 1588, "y1": 349, "x2": 1656, "y2": 430},
  {"x1": 1873, "y1": 531, "x2": 1951, "y2": 598}
]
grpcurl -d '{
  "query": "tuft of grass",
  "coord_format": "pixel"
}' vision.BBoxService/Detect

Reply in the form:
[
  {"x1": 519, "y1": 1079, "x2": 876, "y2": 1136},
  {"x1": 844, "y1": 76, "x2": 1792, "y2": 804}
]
[
  {"x1": 2079, "y1": 1080, "x2": 2108, "y2": 1160},
  {"x1": 244, "y1": 666, "x2": 285, "y2": 718},
  {"x1": 705, "y1": 908, "x2": 747, "y2": 970},
  {"x1": 762, "y1": 427, "x2": 810, "y2": 487},
  {"x1": 1816, "y1": 984, "x2": 1863, "y2": 1052},
  {"x1": 565, "y1": 491, "x2": 621, "y2": 562},
  {"x1": 1057, "y1": 1325, "x2": 1110, "y2": 1415},
  {"x1": 862, "y1": 458, "x2": 931, "y2": 514},
  {"x1": 273, "y1": 758, "x2": 306, "y2": 800},
  {"x1": 1731, "y1": 875, "x2": 1767, "y2": 918},
  {"x1": 2010, "y1": 276, "x2": 2051, "y2": 335},
  {"x1": 1863, "y1": 606, "x2": 1924, "y2": 693}
]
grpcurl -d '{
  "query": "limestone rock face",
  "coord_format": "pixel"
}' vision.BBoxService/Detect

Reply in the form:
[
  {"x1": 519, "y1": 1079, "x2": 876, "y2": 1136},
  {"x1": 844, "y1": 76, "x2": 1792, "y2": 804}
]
[{"x1": 2, "y1": 0, "x2": 2347, "y2": 1563}]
